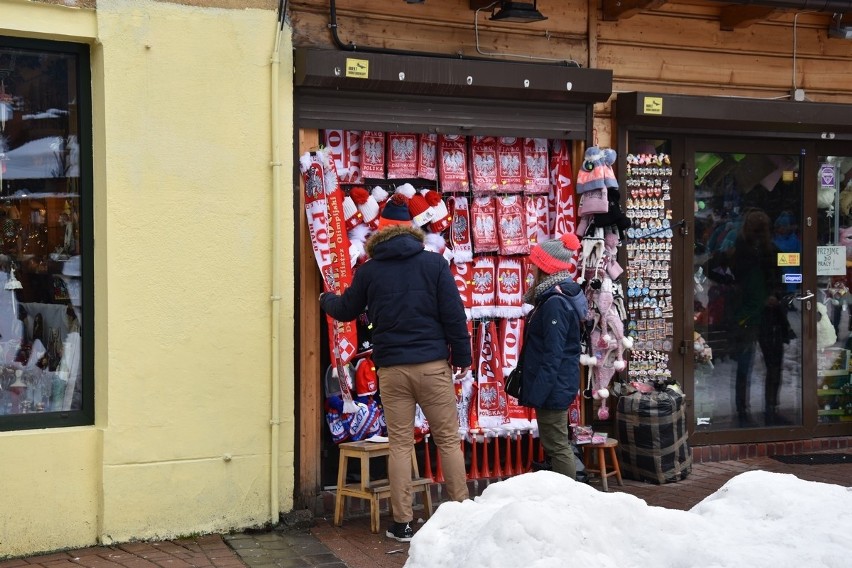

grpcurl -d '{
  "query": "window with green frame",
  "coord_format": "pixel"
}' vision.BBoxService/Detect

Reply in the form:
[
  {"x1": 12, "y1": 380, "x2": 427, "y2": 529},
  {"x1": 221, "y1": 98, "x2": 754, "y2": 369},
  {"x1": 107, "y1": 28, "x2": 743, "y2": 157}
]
[{"x1": 0, "y1": 36, "x2": 92, "y2": 431}]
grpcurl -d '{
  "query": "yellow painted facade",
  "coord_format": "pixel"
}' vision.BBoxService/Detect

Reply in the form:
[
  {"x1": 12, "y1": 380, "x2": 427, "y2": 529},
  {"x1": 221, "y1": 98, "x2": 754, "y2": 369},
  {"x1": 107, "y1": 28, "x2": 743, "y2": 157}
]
[{"x1": 0, "y1": 0, "x2": 295, "y2": 556}]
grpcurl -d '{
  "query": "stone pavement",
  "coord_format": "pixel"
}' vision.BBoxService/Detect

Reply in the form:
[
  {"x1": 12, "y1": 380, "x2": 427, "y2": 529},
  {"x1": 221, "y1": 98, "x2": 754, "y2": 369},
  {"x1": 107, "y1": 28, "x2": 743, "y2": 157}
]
[{"x1": 3, "y1": 453, "x2": 849, "y2": 568}]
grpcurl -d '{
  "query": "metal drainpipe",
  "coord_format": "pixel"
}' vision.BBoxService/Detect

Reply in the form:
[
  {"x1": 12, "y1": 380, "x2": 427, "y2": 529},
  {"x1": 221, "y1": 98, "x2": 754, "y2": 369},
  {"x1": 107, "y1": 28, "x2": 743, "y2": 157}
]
[{"x1": 268, "y1": 4, "x2": 286, "y2": 525}]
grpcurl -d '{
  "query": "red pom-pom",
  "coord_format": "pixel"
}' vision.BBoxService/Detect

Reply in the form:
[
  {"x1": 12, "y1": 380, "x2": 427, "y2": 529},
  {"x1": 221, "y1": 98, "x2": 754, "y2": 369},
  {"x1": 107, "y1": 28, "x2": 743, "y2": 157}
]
[
  {"x1": 424, "y1": 190, "x2": 443, "y2": 207},
  {"x1": 350, "y1": 186, "x2": 369, "y2": 205},
  {"x1": 388, "y1": 193, "x2": 409, "y2": 207},
  {"x1": 560, "y1": 232, "x2": 580, "y2": 251}
]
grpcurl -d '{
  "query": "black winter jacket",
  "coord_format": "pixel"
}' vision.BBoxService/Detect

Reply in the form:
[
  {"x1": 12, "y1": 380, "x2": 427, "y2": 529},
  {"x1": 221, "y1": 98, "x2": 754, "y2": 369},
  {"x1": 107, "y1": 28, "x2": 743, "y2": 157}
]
[
  {"x1": 518, "y1": 279, "x2": 584, "y2": 410},
  {"x1": 320, "y1": 226, "x2": 472, "y2": 369}
]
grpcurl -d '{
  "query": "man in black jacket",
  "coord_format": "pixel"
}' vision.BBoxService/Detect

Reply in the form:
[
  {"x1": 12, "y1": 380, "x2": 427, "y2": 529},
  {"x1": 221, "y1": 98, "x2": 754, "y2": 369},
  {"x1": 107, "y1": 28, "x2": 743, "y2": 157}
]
[{"x1": 320, "y1": 193, "x2": 471, "y2": 542}]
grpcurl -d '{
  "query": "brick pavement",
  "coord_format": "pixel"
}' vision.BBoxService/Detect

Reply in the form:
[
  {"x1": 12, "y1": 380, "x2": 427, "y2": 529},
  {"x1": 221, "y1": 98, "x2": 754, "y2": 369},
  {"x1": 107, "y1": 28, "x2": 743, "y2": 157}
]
[{"x1": 2, "y1": 453, "x2": 849, "y2": 568}]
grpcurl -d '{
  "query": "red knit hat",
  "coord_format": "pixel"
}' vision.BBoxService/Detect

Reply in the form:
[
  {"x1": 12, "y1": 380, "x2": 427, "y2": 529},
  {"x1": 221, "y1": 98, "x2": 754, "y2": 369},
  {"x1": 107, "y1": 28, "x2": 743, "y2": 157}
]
[
  {"x1": 528, "y1": 233, "x2": 581, "y2": 274},
  {"x1": 350, "y1": 186, "x2": 380, "y2": 229},
  {"x1": 425, "y1": 190, "x2": 452, "y2": 233}
]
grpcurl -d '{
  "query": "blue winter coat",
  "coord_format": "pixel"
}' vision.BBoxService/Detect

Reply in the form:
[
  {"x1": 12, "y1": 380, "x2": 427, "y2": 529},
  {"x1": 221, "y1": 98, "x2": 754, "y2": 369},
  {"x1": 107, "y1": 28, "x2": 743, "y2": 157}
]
[
  {"x1": 320, "y1": 225, "x2": 472, "y2": 369},
  {"x1": 519, "y1": 279, "x2": 585, "y2": 410}
]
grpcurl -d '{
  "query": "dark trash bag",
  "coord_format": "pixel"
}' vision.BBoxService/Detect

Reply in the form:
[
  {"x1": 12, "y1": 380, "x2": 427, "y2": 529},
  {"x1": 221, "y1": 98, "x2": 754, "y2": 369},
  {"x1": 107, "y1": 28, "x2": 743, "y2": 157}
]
[{"x1": 617, "y1": 387, "x2": 692, "y2": 484}]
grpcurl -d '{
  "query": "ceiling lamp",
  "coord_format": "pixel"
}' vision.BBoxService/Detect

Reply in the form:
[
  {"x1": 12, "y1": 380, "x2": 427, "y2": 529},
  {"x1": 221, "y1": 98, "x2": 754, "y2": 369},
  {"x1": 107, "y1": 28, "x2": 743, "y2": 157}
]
[{"x1": 490, "y1": 1, "x2": 547, "y2": 23}]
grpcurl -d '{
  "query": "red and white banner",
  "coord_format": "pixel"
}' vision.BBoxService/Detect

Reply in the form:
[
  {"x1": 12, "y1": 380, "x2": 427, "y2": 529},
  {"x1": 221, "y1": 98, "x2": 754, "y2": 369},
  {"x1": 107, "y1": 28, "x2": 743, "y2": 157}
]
[
  {"x1": 471, "y1": 196, "x2": 499, "y2": 253},
  {"x1": 470, "y1": 136, "x2": 498, "y2": 193},
  {"x1": 418, "y1": 133, "x2": 438, "y2": 180},
  {"x1": 476, "y1": 319, "x2": 508, "y2": 428},
  {"x1": 549, "y1": 140, "x2": 577, "y2": 239},
  {"x1": 438, "y1": 135, "x2": 469, "y2": 193},
  {"x1": 323, "y1": 130, "x2": 363, "y2": 184},
  {"x1": 497, "y1": 137, "x2": 524, "y2": 193},
  {"x1": 471, "y1": 256, "x2": 496, "y2": 319},
  {"x1": 387, "y1": 132, "x2": 418, "y2": 179},
  {"x1": 448, "y1": 196, "x2": 473, "y2": 263},
  {"x1": 525, "y1": 194, "x2": 549, "y2": 248},
  {"x1": 523, "y1": 138, "x2": 550, "y2": 194},
  {"x1": 495, "y1": 257, "x2": 524, "y2": 319},
  {"x1": 496, "y1": 195, "x2": 530, "y2": 256},
  {"x1": 450, "y1": 261, "x2": 473, "y2": 320},
  {"x1": 361, "y1": 130, "x2": 385, "y2": 179},
  {"x1": 500, "y1": 317, "x2": 528, "y2": 419}
]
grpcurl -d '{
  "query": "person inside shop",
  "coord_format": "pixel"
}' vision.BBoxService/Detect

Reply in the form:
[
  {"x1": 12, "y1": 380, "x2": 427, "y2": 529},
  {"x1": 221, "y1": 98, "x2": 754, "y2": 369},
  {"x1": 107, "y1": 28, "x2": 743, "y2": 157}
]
[
  {"x1": 518, "y1": 232, "x2": 587, "y2": 479},
  {"x1": 319, "y1": 192, "x2": 471, "y2": 543},
  {"x1": 715, "y1": 208, "x2": 791, "y2": 426}
]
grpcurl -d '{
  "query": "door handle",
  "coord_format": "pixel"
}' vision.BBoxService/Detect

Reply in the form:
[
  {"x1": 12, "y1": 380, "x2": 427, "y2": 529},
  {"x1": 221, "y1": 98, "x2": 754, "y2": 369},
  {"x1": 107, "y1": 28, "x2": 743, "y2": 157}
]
[{"x1": 794, "y1": 290, "x2": 814, "y2": 301}]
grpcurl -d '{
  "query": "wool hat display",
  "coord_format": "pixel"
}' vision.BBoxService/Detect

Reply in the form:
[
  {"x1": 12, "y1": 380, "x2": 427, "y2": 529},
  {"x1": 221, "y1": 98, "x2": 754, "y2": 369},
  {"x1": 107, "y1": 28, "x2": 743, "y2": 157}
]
[
  {"x1": 396, "y1": 183, "x2": 434, "y2": 226},
  {"x1": 349, "y1": 186, "x2": 380, "y2": 229},
  {"x1": 377, "y1": 192, "x2": 412, "y2": 229},
  {"x1": 575, "y1": 146, "x2": 608, "y2": 194},
  {"x1": 424, "y1": 190, "x2": 452, "y2": 232},
  {"x1": 528, "y1": 232, "x2": 581, "y2": 274},
  {"x1": 342, "y1": 195, "x2": 362, "y2": 230}
]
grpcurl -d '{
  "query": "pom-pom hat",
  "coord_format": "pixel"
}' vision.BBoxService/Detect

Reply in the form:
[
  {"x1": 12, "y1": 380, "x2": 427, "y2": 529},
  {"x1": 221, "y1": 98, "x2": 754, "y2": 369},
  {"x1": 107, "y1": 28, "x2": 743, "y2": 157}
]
[
  {"x1": 350, "y1": 187, "x2": 380, "y2": 229},
  {"x1": 425, "y1": 190, "x2": 452, "y2": 233},
  {"x1": 528, "y1": 233, "x2": 581, "y2": 274},
  {"x1": 377, "y1": 193, "x2": 412, "y2": 229},
  {"x1": 342, "y1": 195, "x2": 363, "y2": 230}
]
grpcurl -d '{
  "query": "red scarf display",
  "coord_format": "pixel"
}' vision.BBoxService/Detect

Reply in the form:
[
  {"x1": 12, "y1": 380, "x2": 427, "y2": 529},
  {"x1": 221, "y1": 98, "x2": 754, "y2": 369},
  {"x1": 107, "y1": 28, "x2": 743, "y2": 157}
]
[
  {"x1": 495, "y1": 257, "x2": 524, "y2": 318},
  {"x1": 475, "y1": 320, "x2": 508, "y2": 428},
  {"x1": 525, "y1": 194, "x2": 550, "y2": 248},
  {"x1": 471, "y1": 196, "x2": 499, "y2": 253},
  {"x1": 450, "y1": 261, "x2": 473, "y2": 320},
  {"x1": 448, "y1": 196, "x2": 473, "y2": 263},
  {"x1": 471, "y1": 256, "x2": 496, "y2": 319},
  {"x1": 470, "y1": 136, "x2": 498, "y2": 193},
  {"x1": 323, "y1": 129, "x2": 363, "y2": 184},
  {"x1": 495, "y1": 195, "x2": 530, "y2": 256},
  {"x1": 549, "y1": 140, "x2": 577, "y2": 239},
  {"x1": 523, "y1": 138, "x2": 550, "y2": 194},
  {"x1": 418, "y1": 133, "x2": 437, "y2": 180},
  {"x1": 438, "y1": 135, "x2": 469, "y2": 193},
  {"x1": 500, "y1": 317, "x2": 529, "y2": 420},
  {"x1": 497, "y1": 137, "x2": 524, "y2": 193},
  {"x1": 361, "y1": 130, "x2": 385, "y2": 179},
  {"x1": 387, "y1": 132, "x2": 418, "y2": 179}
]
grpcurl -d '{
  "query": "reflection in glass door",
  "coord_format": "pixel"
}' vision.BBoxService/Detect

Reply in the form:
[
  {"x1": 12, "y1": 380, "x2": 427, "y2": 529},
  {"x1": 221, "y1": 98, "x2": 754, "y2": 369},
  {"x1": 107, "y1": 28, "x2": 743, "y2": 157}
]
[
  {"x1": 814, "y1": 155, "x2": 852, "y2": 426},
  {"x1": 692, "y1": 150, "x2": 803, "y2": 430}
]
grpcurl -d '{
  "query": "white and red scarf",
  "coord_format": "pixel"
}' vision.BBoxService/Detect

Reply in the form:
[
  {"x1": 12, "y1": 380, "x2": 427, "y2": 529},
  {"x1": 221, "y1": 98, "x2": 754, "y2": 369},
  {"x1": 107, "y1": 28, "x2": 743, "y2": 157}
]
[
  {"x1": 525, "y1": 194, "x2": 550, "y2": 248},
  {"x1": 475, "y1": 319, "x2": 508, "y2": 428},
  {"x1": 497, "y1": 137, "x2": 524, "y2": 193},
  {"x1": 495, "y1": 257, "x2": 524, "y2": 319},
  {"x1": 549, "y1": 140, "x2": 577, "y2": 239},
  {"x1": 471, "y1": 196, "x2": 499, "y2": 254},
  {"x1": 495, "y1": 195, "x2": 530, "y2": 255},
  {"x1": 418, "y1": 133, "x2": 438, "y2": 181},
  {"x1": 439, "y1": 135, "x2": 469, "y2": 193},
  {"x1": 387, "y1": 132, "x2": 418, "y2": 179},
  {"x1": 361, "y1": 130, "x2": 386, "y2": 179},
  {"x1": 450, "y1": 261, "x2": 473, "y2": 320},
  {"x1": 471, "y1": 256, "x2": 496, "y2": 319},
  {"x1": 523, "y1": 138, "x2": 550, "y2": 194},
  {"x1": 323, "y1": 129, "x2": 362, "y2": 184},
  {"x1": 470, "y1": 136, "x2": 498, "y2": 193},
  {"x1": 500, "y1": 317, "x2": 529, "y2": 420},
  {"x1": 448, "y1": 196, "x2": 473, "y2": 263}
]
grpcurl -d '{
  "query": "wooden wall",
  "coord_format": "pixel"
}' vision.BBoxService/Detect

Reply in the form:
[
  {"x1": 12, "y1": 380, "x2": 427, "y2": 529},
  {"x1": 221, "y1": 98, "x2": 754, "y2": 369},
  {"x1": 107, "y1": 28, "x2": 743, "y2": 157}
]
[{"x1": 290, "y1": 0, "x2": 852, "y2": 145}]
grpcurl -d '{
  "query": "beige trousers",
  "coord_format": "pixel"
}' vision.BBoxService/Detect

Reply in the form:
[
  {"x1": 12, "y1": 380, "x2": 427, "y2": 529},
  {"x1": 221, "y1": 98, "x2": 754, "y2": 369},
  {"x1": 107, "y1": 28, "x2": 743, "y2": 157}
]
[{"x1": 378, "y1": 360, "x2": 469, "y2": 522}]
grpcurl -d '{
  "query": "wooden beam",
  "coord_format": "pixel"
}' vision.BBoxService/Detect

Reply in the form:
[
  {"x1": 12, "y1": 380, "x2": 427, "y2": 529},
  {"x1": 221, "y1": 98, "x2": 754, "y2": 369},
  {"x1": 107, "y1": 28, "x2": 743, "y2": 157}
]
[
  {"x1": 296, "y1": 128, "x2": 323, "y2": 510},
  {"x1": 601, "y1": 0, "x2": 666, "y2": 22},
  {"x1": 719, "y1": 6, "x2": 778, "y2": 31}
]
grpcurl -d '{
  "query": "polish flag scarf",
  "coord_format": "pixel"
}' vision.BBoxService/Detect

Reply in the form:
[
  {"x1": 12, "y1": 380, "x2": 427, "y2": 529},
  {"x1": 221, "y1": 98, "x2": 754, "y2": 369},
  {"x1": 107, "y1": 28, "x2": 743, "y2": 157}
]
[
  {"x1": 387, "y1": 132, "x2": 418, "y2": 179},
  {"x1": 476, "y1": 319, "x2": 508, "y2": 428},
  {"x1": 496, "y1": 195, "x2": 530, "y2": 255},
  {"x1": 418, "y1": 133, "x2": 438, "y2": 180},
  {"x1": 521, "y1": 257, "x2": 538, "y2": 315},
  {"x1": 439, "y1": 135, "x2": 469, "y2": 193},
  {"x1": 471, "y1": 196, "x2": 499, "y2": 253},
  {"x1": 450, "y1": 261, "x2": 473, "y2": 320},
  {"x1": 323, "y1": 130, "x2": 363, "y2": 184},
  {"x1": 448, "y1": 196, "x2": 473, "y2": 263},
  {"x1": 526, "y1": 194, "x2": 550, "y2": 248},
  {"x1": 497, "y1": 137, "x2": 524, "y2": 193},
  {"x1": 523, "y1": 138, "x2": 550, "y2": 194},
  {"x1": 549, "y1": 140, "x2": 577, "y2": 239},
  {"x1": 500, "y1": 317, "x2": 530, "y2": 421},
  {"x1": 471, "y1": 256, "x2": 496, "y2": 319},
  {"x1": 495, "y1": 257, "x2": 524, "y2": 319},
  {"x1": 361, "y1": 130, "x2": 386, "y2": 179},
  {"x1": 470, "y1": 136, "x2": 498, "y2": 193}
]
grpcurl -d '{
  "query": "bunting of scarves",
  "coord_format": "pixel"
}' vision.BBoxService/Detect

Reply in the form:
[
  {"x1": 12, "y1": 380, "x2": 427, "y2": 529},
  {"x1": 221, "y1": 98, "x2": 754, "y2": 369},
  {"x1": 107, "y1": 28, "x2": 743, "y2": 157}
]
[
  {"x1": 549, "y1": 139, "x2": 577, "y2": 240},
  {"x1": 476, "y1": 319, "x2": 508, "y2": 428},
  {"x1": 300, "y1": 149, "x2": 359, "y2": 411}
]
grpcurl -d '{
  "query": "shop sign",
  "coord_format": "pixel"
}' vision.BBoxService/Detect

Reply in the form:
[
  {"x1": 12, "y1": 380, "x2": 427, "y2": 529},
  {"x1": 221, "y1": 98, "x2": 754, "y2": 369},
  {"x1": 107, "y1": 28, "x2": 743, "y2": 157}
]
[
  {"x1": 817, "y1": 245, "x2": 846, "y2": 276},
  {"x1": 345, "y1": 58, "x2": 369, "y2": 79}
]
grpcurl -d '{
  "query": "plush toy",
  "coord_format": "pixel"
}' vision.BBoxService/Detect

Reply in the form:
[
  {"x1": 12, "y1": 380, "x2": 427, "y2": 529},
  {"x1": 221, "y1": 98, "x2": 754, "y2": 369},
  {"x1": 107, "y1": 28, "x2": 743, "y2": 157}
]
[
  {"x1": 839, "y1": 181, "x2": 852, "y2": 218},
  {"x1": 816, "y1": 302, "x2": 837, "y2": 350}
]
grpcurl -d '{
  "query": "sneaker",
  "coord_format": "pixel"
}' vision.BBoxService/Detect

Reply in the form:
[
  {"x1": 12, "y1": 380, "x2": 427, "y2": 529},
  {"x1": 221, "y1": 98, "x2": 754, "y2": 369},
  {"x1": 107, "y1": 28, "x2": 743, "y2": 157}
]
[{"x1": 385, "y1": 521, "x2": 414, "y2": 542}]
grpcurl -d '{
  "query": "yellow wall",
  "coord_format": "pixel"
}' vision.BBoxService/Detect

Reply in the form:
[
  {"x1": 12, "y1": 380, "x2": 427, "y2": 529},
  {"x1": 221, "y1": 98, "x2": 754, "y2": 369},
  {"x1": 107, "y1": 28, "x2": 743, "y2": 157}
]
[{"x1": 0, "y1": 0, "x2": 295, "y2": 556}]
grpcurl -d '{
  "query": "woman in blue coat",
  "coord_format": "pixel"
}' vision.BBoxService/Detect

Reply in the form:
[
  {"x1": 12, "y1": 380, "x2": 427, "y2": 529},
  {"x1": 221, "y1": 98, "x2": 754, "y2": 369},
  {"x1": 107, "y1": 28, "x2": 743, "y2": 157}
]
[{"x1": 520, "y1": 232, "x2": 587, "y2": 479}]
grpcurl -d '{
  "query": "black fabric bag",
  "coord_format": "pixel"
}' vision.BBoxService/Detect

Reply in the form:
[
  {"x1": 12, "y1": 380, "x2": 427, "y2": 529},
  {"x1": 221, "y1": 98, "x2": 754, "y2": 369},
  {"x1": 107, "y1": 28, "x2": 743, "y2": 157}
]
[{"x1": 505, "y1": 347, "x2": 524, "y2": 399}]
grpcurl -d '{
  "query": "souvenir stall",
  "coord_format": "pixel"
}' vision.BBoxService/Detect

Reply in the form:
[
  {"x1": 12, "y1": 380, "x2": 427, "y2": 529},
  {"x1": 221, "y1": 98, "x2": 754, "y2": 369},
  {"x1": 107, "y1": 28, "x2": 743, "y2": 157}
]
[{"x1": 300, "y1": 131, "x2": 636, "y2": 488}]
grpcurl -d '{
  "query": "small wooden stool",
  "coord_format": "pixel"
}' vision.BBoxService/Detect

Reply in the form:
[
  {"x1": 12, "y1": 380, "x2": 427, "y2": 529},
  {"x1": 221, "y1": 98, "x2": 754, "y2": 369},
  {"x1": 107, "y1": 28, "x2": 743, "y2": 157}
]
[
  {"x1": 582, "y1": 437, "x2": 623, "y2": 492},
  {"x1": 334, "y1": 440, "x2": 433, "y2": 533}
]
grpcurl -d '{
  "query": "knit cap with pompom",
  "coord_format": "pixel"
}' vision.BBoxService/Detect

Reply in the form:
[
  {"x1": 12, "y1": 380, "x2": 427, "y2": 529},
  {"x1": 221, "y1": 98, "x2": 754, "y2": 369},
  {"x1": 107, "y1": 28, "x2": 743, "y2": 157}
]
[{"x1": 528, "y1": 232, "x2": 581, "y2": 274}]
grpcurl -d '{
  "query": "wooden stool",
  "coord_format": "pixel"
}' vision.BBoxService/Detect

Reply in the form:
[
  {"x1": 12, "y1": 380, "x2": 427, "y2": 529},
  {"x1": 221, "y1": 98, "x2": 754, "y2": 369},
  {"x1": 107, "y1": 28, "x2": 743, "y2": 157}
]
[
  {"x1": 334, "y1": 440, "x2": 433, "y2": 534},
  {"x1": 582, "y1": 437, "x2": 623, "y2": 492}
]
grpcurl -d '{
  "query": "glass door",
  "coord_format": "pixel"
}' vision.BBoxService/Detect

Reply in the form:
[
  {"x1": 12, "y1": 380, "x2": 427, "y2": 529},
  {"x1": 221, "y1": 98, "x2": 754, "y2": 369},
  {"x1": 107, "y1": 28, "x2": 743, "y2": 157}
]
[
  {"x1": 813, "y1": 154, "x2": 852, "y2": 428},
  {"x1": 690, "y1": 143, "x2": 804, "y2": 431}
]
